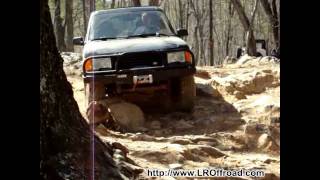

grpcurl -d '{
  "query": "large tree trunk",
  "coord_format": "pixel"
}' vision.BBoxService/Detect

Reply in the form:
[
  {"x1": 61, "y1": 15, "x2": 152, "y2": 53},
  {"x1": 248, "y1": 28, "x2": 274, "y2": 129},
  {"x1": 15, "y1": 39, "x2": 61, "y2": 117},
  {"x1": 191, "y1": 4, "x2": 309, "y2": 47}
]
[
  {"x1": 231, "y1": 0, "x2": 257, "y2": 56},
  {"x1": 65, "y1": 0, "x2": 74, "y2": 52},
  {"x1": 40, "y1": 0, "x2": 129, "y2": 179},
  {"x1": 260, "y1": 0, "x2": 280, "y2": 51},
  {"x1": 54, "y1": 0, "x2": 66, "y2": 51},
  {"x1": 132, "y1": 0, "x2": 141, "y2": 6}
]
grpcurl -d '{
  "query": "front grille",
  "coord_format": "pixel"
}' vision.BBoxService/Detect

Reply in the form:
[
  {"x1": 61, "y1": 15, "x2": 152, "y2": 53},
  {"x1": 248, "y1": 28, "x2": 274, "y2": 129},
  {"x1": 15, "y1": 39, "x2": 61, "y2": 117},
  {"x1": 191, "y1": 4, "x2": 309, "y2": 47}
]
[{"x1": 117, "y1": 52, "x2": 165, "y2": 70}]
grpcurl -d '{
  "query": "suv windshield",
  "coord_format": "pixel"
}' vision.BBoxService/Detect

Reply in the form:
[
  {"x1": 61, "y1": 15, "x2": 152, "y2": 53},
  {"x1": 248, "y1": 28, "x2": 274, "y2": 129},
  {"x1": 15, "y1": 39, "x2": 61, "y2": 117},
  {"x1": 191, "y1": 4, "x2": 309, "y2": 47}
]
[{"x1": 88, "y1": 10, "x2": 175, "y2": 41}]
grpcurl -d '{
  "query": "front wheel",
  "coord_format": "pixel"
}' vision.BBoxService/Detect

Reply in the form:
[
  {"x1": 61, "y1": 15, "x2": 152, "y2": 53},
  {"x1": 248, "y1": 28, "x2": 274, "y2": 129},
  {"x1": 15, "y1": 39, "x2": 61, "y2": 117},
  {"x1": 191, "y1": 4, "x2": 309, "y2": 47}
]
[
  {"x1": 84, "y1": 82, "x2": 105, "y2": 108},
  {"x1": 175, "y1": 75, "x2": 196, "y2": 112}
]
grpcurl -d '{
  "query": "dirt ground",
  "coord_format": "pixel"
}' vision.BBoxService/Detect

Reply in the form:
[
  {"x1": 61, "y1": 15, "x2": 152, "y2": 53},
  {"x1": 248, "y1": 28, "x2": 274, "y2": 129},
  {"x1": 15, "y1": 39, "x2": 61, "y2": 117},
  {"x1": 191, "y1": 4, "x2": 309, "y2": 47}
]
[{"x1": 64, "y1": 53, "x2": 280, "y2": 180}]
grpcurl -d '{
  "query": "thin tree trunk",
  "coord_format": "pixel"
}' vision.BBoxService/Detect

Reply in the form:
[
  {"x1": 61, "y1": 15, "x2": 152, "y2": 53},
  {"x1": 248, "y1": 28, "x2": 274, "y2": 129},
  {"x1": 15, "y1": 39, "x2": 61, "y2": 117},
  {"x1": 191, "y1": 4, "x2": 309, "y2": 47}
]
[
  {"x1": 260, "y1": 0, "x2": 280, "y2": 50},
  {"x1": 193, "y1": 26, "x2": 199, "y2": 66},
  {"x1": 209, "y1": 0, "x2": 214, "y2": 66},
  {"x1": 185, "y1": 0, "x2": 190, "y2": 31},
  {"x1": 40, "y1": 0, "x2": 131, "y2": 179},
  {"x1": 90, "y1": 0, "x2": 96, "y2": 12},
  {"x1": 102, "y1": 0, "x2": 106, "y2": 9},
  {"x1": 65, "y1": 0, "x2": 74, "y2": 52},
  {"x1": 82, "y1": 0, "x2": 87, "y2": 34},
  {"x1": 231, "y1": 0, "x2": 257, "y2": 56},
  {"x1": 225, "y1": 1, "x2": 234, "y2": 56},
  {"x1": 149, "y1": 0, "x2": 159, "y2": 6},
  {"x1": 132, "y1": 0, "x2": 141, "y2": 6},
  {"x1": 111, "y1": 0, "x2": 115, "y2": 8},
  {"x1": 54, "y1": 0, "x2": 66, "y2": 51},
  {"x1": 178, "y1": 0, "x2": 183, "y2": 28},
  {"x1": 83, "y1": 0, "x2": 95, "y2": 34}
]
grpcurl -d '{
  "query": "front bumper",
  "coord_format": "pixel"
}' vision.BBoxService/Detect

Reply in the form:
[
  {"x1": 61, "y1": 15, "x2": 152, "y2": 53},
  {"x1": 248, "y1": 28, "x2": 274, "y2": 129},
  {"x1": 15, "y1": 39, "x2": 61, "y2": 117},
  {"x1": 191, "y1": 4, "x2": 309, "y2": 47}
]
[{"x1": 83, "y1": 66, "x2": 196, "y2": 85}]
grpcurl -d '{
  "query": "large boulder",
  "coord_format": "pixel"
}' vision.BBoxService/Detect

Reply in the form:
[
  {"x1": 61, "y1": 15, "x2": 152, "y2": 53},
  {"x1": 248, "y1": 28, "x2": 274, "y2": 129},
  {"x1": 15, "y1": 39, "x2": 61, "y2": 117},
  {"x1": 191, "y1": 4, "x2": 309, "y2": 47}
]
[{"x1": 108, "y1": 101, "x2": 145, "y2": 132}]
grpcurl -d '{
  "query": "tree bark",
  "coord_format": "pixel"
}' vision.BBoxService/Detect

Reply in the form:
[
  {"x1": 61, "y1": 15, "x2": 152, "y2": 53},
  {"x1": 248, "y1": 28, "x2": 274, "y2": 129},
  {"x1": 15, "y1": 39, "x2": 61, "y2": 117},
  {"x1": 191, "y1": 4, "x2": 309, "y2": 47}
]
[
  {"x1": 65, "y1": 0, "x2": 74, "y2": 52},
  {"x1": 178, "y1": 0, "x2": 183, "y2": 28},
  {"x1": 231, "y1": 0, "x2": 257, "y2": 56},
  {"x1": 260, "y1": 0, "x2": 280, "y2": 50},
  {"x1": 225, "y1": 1, "x2": 234, "y2": 56},
  {"x1": 149, "y1": 0, "x2": 159, "y2": 6},
  {"x1": 40, "y1": 0, "x2": 130, "y2": 179},
  {"x1": 82, "y1": 0, "x2": 87, "y2": 35},
  {"x1": 54, "y1": 0, "x2": 66, "y2": 51},
  {"x1": 102, "y1": 0, "x2": 106, "y2": 9},
  {"x1": 111, "y1": 0, "x2": 115, "y2": 8},
  {"x1": 83, "y1": 0, "x2": 95, "y2": 33},
  {"x1": 132, "y1": 0, "x2": 141, "y2": 6},
  {"x1": 209, "y1": 0, "x2": 214, "y2": 66}
]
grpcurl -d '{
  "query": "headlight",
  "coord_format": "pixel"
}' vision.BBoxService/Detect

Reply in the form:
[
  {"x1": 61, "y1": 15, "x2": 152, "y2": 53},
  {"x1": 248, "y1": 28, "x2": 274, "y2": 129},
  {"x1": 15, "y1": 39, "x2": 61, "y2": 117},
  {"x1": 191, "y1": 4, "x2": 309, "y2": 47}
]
[
  {"x1": 84, "y1": 57, "x2": 112, "y2": 72},
  {"x1": 93, "y1": 57, "x2": 112, "y2": 71},
  {"x1": 167, "y1": 51, "x2": 192, "y2": 64}
]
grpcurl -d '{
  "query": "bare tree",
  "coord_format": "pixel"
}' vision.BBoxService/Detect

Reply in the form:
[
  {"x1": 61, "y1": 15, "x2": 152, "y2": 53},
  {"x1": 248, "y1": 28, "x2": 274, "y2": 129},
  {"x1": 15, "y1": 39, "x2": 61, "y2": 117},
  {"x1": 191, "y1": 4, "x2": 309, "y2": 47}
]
[
  {"x1": 231, "y1": 0, "x2": 258, "y2": 56},
  {"x1": 209, "y1": 0, "x2": 214, "y2": 66},
  {"x1": 190, "y1": 0, "x2": 207, "y2": 65},
  {"x1": 225, "y1": 0, "x2": 235, "y2": 56},
  {"x1": 111, "y1": 0, "x2": 115, "y2": 8},
  {"x1": 65, "y1": 0, "x2": 74, "y2": 52},
  {"x1": 82, "y1": 0, "x2": 87, "y2": 33},
  {"x1": 132, "y1": 0, "x2": 141, "y2": 6},
  {"x1": 260, "y1": 0, "x2": 280, "y2": 51},
  {"x1": 83, "y1": 0, "x2": 95, "y2": 33},
  {"x1": 149, "y1": 0, "x2": 160, "y2": 6},
  {"x1": 178, "y1": 0, "x2": 183, "y2": 28},
  {"x1": 53, "y1": 0, "x2": 66, "y2": 51}
]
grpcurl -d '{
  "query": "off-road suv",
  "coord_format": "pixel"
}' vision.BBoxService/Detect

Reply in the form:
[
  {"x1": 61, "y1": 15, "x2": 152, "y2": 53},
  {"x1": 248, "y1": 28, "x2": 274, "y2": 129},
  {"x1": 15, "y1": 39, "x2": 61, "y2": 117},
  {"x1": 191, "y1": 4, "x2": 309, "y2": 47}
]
[{"x1": 73, "y1": 6, "x2": 196, "y2": 112}]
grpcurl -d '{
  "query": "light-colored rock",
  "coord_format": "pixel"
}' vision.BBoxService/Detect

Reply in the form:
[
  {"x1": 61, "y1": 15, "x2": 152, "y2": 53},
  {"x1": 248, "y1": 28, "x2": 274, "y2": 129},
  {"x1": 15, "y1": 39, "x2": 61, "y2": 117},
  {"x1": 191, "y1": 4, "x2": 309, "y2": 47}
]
[
  {"x1": 108, "y1": 102, "x2": 145, "y2": 132},
  {"x1": 169, "y1": 163, "x2": 183, "y2": 169},
  {"x1": 257, "y1": 133, "x2": 270, "y2": 149},
  {"x1": 236, "y1": 54, "x2": 256, "y2": 65},
  {"x1": 234, "y1": 90, "x2": 246, "y2": 100}
]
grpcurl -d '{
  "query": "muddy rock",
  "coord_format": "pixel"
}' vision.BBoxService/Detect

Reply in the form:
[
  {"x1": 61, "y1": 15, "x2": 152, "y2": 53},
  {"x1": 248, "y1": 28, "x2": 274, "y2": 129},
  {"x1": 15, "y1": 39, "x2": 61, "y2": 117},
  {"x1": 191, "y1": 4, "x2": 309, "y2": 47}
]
[
  {"x1": 224, "y1": 56, "x2": 237, "y2": 64},
  {"x1": 112, "y1": 142, "x2": 129, "y2": 157},
  {"x1": 185, "y1": 145, "x2": 227, "y2": 159},
  {"x1": 169, "y1": 138, "x2": 193, "y2": 145},
  {"x1": 149, "y1": 120, "x2": 161, "y2": 130},
  {"x1": 234, "y1": 90, "x2": 247, "y2": 100},
  {"x1": 86, "y1": 101, "x2": 109, "y2": 124},
  {"x1": 174, "y1": 120, "x2": 194, "y2": 130}
]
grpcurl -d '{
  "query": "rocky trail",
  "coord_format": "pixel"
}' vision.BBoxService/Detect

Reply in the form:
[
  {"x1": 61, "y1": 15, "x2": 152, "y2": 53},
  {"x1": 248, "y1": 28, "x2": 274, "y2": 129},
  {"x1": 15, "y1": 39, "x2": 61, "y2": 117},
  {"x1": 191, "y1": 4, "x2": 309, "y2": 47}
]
[{"x1": 63, "y1": 52, "x2": 280, "y2": 179}]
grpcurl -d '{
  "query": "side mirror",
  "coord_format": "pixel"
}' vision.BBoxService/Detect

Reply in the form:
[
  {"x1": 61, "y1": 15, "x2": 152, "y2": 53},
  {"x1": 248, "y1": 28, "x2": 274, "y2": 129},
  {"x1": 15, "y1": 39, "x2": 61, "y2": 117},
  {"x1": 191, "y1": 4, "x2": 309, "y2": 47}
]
[
  {"x1": 176, "y1": 29, "x2": 188, "y2": 37},
  {"x1": 73, "y1": 37, "x2": 84, "y2": 45}
]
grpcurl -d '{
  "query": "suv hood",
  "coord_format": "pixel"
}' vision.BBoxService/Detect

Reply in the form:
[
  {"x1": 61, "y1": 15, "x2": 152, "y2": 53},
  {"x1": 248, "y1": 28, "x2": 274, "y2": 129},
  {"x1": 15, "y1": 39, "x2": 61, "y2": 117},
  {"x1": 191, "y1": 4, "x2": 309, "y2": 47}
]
[{"x1": 83, "y1": 36, "x2": 188, "y2": 58}]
